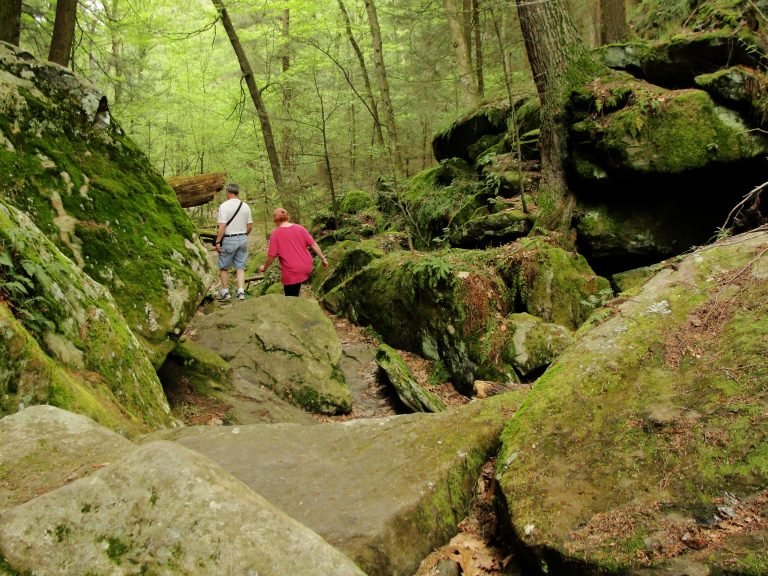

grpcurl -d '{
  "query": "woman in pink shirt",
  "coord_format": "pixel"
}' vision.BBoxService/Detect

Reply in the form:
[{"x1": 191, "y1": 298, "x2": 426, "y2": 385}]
[{"x1": 258, "y1": 208, "x2": 329, "y2": 296}]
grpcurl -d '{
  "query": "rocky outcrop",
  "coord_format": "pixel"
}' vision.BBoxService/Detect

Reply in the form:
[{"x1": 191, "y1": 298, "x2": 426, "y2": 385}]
[
  {"x1": 0, "y1": 42, "x2": 213, "y2": 367},
  {"x1": 496, "y1": 229, "x2": 768, "y2": 574},
  {"x1": 0, "y1": 408, "x2": 365, "y2": 576},
  {"x1": 319, "y1": 239, "x2": 609, "y2": 393},
  {"x1": 149, "y1": 392, "x2": 525, "y2": 576},
  {"x1": 191, "y1": 295, "x2": 352, "y2": 415},
  {"x1": 0, "y1": 201, "x2": 173, "y2": 433}
]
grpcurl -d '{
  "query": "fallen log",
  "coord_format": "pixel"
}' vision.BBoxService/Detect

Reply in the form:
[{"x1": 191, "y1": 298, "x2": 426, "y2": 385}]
[{"x1": 167, "y1": 172, "x2": 227, "y2": 208}]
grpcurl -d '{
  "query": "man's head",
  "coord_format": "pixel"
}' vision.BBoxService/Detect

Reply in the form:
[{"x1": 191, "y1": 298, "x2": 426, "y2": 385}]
[
  {"x1": 226, "y1": 183, "x2": 240, "y2": 196},
  {"x1": 273, "y1": 208, "x2": 289, "y2": 223}
]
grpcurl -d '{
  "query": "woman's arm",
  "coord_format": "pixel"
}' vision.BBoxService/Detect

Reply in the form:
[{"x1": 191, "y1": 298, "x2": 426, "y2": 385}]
[{"x1": 310, "y1": 242, "x2": 329, "y2": 269}]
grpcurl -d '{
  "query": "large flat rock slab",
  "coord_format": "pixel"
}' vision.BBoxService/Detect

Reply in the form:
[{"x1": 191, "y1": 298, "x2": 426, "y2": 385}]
[
  {"x1": 0, "y1": 405, "x2": 132, "y2": 509},
  {"x1": 147, "y1": 392, "x2": 525, "y2": 576},
  {"x1": 0, "y1": 440, "x2": 366, "y2": 576}
]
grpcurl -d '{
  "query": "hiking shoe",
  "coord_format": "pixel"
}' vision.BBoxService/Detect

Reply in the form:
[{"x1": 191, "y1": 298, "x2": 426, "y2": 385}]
[
  {"x1": 237, "y1": 290, "x2": 245, "y2": 300},
  {"x1": 219, "y1": 289, "x2": 231, "y2": 300}
]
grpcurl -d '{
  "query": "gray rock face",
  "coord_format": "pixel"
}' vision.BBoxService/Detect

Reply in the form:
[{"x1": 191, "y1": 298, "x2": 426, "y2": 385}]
[
  {"x1": 0, "y1": 42, "x2": 213, "y2": 368},
  {"x1": 0, "y1": 202, "x2": 173, "y2": 433},
  {"x1": 149, "y1": 392, "x2": 525, "y2": 576},
  {"x1": 0, "y1": 405, "x2": 132, "y2": 509},
  {"x1": 496, "y1": 229, "x2": 768, "y2": 573},
  {"x1": 192, "y1": 294, "x2": 352, "y2": 414},
  {"x1": 0, "y1": 439, "x2": 366, "y2": 576}
]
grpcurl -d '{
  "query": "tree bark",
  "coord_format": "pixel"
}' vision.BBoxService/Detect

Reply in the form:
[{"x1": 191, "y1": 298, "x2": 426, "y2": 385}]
[
  {"x1": 211, "y1": 0, "x2": 298, "y2": 217},
  {"x1": 0, "y1": 0, "x2": 22, "y2": 46},
  {"x1": 167, "y1": 172, "x2": 227, "y2": 208},
  {"x1": 48, "y1": 0, "x2": 78, "y2": 67},
  {"x1": 599, "y1": 0, "x2": 628, "y2": 44},
  {"x1": 364, "y1": 0, "x2": 404, "y2": 174},
  {"x1": 338, "y1": 0, "x2": 384, "y2": 147},
  {"x1": 472, "y1": 0, "x2": 484, "y2": 100},
  {"x1": 443, "y1": 0, "x2": 478, "y2": 109},
  {"x1": 516, "y1": 0, "x2": 586, "y2": 229}
]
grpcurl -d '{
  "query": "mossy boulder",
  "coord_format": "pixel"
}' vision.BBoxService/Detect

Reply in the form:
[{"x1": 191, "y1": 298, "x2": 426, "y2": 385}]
[
  {"x1": 339, "y1": 189, "x2": 374, "y2": 214},
  {"x1": 449, "y1": 209, "x2": 533, "y2": 248},
  {"x1": 190, "y1": 295, "x2": 352, "y2": 415},
  {"x1": 375, "y1": 344, "x2": 446, "y2": 413},
  {"x1": 402, "y1": 161, "x2": 490, "y2": 248},
  {"x1": 158, "y1": 340, "x2": 233, "y2": 399},
  {"x1": 312, "y1": 239, "x2": 386, "y2": 300},
  {"x1": 0, "y1": 201, "x2": 172, "y2": 433},
  {"x1": 571, "y1": 82, "x2": 768, "y2": 178},
  {"x1": 494, "y1": 238, "x2": 613, "y2": 331},
  {"x1": 496, "y1": 229, "x2": 768, "y2": 574},
  {"x1": 0, "y1": 42, "x2": 213, "y2": 366},
  {"x1": 432, "y1": 101, "x2": 511, "y2": 163},
  {"x1": 500, "y1": 313, "x2": 573, "y2": 379},
  {"x1": 320, "y1": 241, "x2": 609, "y2": 392}
]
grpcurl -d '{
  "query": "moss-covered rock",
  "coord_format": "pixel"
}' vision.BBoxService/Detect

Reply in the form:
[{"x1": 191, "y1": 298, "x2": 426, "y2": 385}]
[
  {"x1": 191, "y1": 295, "x2": 352, "y2": 415},
  {"x1": 496, "y1": 229, "x2": 768, "y2": 574},
  {"x1": 449, "y1": 209, "x2": 533, "y2": 248},
  {"x1": 321, "y1": 241, "x2": 609, "y2": 392},
  {"x1": 375, "y1": 344, "x2": 446, "y2": 413},
  {"x1": 495, "y1": 237, "x2": 613, "y2": 330},
  {"x1": 432, "y1": 101, "x2": 511, "y2": 163},
  {"x1": 571, "y1": 82, "x2": 768, "y2": 178},
  {"x1": 500, "y1": 313, "x2": 573, "y2": 379},
  {"x1": 0, "y1": 43, "x2": 213, "y2": 366},
  {"x1": 0, "y1": 200, "x2": 172, "y2": 433}
]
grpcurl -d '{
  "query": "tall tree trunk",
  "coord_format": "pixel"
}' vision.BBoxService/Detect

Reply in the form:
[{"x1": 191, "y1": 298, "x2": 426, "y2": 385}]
[
  {"x1": 48, "y1": 0, "x2": 78, "y2": 67},
  {"x1": 211, "y1": 0, "x2": 298, "y2": 217},
  {"x1": 472, "y1": 0, "x2": 484, "y2": 99},
  {"x1": 443, "y1": 0, "x2": 478, "y2": 108},
  {"x1": 516, "y1": 0, "x2": 586, "y2": 230},
  {"x1": 338, "y1": 0, "x2": 384, "y2": 147},
  {"x1": 106, "y1": 0, "x2": 124, "y2": 105},
  {"x1": 279, "y1": 9, "x2": 297, "y2": 181},
  {"x1": 0, "y1": 0, "x2": 22, "y2": 46},
  {"x1": 599, "y1": 0, "x2": 628, "y2": 44},
  {"x1": 364, "y1": 0, "x2": 404, "y2": 174}
]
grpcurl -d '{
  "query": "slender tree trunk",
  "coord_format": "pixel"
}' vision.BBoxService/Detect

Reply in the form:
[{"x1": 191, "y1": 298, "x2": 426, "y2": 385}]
[
  {"x1": 338, "y1": 0, "x2": 384, "y2": 147},
  {"x1": 49, "y1": 0, "x2": 78, "y2": 67},
  {"x1": 599, "y1": 0, "x2": 628, "y2": 44},
  {"x1": 443, "y1": 0, "x2": 478, "y2": 108},
  {"x1": 212, "y1": 0, "x2": 298, "y2": 217},
  {"x1": 0, "y1": 0, "x2": 22, "y2": 46},
  {"x1": 106, "y1": 0, "x2": 124, "y2": 105},
  {"x1": 516, "y1": 0, "x2": 586, "y2": 230},
  {"x1": 472, "y1": 0, "x2": 484, "y2": 99},
  {"x1": 364, "y1": 0, "x2": 404, "y2": 174},
  {"x1": 279, "y1": 8, "x2": 298, "y2": 197}
]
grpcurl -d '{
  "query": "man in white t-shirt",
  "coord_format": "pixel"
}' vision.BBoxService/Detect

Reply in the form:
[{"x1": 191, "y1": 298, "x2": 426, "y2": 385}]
[{"x1": 214, "y1": 183, "x2": 253, "y2": 300}]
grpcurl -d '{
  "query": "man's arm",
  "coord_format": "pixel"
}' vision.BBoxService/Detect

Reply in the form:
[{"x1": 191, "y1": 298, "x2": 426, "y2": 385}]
[{"x1": 215, "y1": 222, "x2": 226, "y2": 253}]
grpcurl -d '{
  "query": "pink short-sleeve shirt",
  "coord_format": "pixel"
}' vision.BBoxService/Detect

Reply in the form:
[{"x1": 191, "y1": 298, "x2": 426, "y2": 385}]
[{"x1": 267, "y1": 224, "x2": 316, "y2": 285}]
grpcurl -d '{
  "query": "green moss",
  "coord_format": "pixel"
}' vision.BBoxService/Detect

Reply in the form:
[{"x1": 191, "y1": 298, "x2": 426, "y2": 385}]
[
  {"x1": 497, "y1": 237, "x2": 768, "y2": 569},
  {"x1": 105, "y1": 537, "x2": 129, "y2": 563}
]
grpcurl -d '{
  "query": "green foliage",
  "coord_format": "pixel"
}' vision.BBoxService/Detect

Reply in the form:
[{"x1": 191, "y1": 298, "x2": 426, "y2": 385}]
[
  {"x1": 339, "y1": 190, "x2": 374, "y2": 214},
  {"x1": 410, "y1": 255, "x2": 452, "y2": 290}
]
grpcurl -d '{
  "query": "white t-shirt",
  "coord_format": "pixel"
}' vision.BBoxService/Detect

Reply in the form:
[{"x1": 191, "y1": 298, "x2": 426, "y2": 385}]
[{"x1": 218, "y1": 198, "x2": 253, "y2": 235}]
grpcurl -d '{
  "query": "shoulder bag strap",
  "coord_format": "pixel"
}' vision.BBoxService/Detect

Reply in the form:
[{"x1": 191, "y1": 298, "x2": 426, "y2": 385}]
[{"x1": 224, "y1": 201, "x2": 244, "y2": 231}]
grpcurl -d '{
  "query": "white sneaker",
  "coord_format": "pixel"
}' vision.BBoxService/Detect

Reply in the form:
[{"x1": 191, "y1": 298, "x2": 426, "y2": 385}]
[
  {"x1": 219, "y1": 289, "x2": 231, "y2": 300},
  {"x1": 237, "y1": 290, "x2": 245, "y2": 300}
]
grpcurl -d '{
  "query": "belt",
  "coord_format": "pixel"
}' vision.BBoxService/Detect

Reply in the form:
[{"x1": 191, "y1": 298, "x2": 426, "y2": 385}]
[{"x1": 224, "y1": 233, "x2": 246, "y2": 237}]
